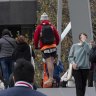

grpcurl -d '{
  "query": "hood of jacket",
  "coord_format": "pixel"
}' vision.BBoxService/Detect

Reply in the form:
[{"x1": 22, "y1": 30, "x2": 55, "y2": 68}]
[{"x1": 41, "y1": 20, "x2": 51, "y2": 25}]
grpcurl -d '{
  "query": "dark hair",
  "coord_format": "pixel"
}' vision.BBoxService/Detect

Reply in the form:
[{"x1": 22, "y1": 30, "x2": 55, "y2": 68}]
[
  {"x1": 2, "y1": 29, "x2": 12, "y2": 37},
  {"x1": 79, "y1": 33, "x2": 87, "y2": 40},
  {"x1": 17, "y1": 35, "x2": 26, "y2": 43},
  {"x1": 13, "y1": 59, "x2": 34, "y2": 83}
]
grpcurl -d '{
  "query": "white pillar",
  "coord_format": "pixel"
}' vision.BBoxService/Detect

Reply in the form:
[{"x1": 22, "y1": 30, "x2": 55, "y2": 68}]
[{"x1": 57, "y1": 0, "x2": 62, "y2": 60}]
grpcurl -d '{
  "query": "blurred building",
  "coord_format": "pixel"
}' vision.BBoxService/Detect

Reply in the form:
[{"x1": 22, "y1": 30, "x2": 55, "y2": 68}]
[{"x1": 0, "y1": 0, "x2": 37, "y2": 39}]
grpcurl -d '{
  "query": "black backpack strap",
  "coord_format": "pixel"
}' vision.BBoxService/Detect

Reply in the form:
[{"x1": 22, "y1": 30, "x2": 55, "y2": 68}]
[{"x1": 3, "y1": 37, "x2": 15, "y2": 48}]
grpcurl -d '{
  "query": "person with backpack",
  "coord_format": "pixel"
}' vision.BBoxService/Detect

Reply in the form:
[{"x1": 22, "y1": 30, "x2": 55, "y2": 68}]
[
  {"x1": 0, "y1": 29, "x2": 17, "y2": 88},
  {"x1": 34, "y1": 12, "x2": 60, "y2": 87}
]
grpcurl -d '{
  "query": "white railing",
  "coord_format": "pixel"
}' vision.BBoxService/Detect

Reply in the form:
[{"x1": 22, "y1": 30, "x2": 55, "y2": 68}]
[{"x1": 61, "y1": 22, "x2": 71, "y2": 42}]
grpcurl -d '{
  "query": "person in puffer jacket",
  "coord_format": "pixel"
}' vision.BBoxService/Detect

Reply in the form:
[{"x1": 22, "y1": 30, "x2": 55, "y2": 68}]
[{"x1": 0, "y1": 29, "x2": 17, "y2": 88}]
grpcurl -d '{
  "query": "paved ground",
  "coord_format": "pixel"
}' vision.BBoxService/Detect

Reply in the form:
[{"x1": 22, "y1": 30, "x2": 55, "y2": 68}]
[{"x1": 38, "y1": 87, "x2": 96, "y2": 96}]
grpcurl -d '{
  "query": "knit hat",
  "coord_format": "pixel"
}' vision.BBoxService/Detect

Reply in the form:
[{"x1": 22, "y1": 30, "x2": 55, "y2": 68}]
[{"x1": 40, "y1": 12, "x2": 49, "y2": 20}]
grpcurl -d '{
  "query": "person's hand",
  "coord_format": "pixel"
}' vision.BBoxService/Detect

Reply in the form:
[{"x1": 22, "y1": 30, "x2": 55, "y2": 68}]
[
  {"x1": 89, "y1": 40, "x2": 95, "y2": 46},
  {"x1": 72, "y1": 64, "x2": 77, "y2": 70}
]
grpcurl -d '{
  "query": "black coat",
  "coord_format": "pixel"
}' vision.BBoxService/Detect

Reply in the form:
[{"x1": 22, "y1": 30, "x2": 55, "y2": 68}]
[{"x1": 13, "y1": 42, "x2": 32, "y2": 62}]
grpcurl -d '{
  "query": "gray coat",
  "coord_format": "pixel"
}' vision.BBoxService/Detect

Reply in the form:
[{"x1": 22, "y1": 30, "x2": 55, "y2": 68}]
[{"x1": 0, "y1": 35, "x2": 17, "y2": 58}]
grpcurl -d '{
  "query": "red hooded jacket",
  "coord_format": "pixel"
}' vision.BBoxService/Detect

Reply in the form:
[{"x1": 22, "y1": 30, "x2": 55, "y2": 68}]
[{"x1": 34, "y1": 20, "x2": 60, "y2": 50}]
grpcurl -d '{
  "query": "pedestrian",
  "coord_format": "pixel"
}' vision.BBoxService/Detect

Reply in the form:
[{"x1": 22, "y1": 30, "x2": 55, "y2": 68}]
[
  {"x1": 12, "y1": 35, "x2": 35, "y2": 62},
  {"x1": 68, "y1": 33, "x2": 91, "y2": 96},
  {"x1": 53, "y1": 54, "x2": 64, "y2": 87},
  {"x1": 0, "y1": 29, "x2": 17, "y2": 88},
  {"x1": 0, "y1": 59, "x2": 47, "y2": 96},
  {"x1": 34, "y1": 12, "x2": 60, "y2": 87},
  {"x1": 89, "y1": 41, "x2": 96, "y2": 90}
]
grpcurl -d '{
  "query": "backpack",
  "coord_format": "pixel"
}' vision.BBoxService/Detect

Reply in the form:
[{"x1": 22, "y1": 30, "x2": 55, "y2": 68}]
[
  {"x1": 41, "y1": 24, "x2": 55, "y2": 45},
  {"x1": 89, "y1": 47, "x2": 96, "y2": 63}
]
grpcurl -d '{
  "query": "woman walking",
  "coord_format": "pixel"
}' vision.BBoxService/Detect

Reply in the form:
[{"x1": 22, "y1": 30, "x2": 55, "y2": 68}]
[{"x1": 68, "y1": 33, "x2": 91, "y2": 96}]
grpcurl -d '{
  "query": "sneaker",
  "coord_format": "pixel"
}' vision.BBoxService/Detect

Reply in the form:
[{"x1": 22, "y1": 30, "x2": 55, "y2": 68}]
[
  {"x1": 44, "y1": 78, "x2": 53, "y2": 84},
  {"x1": 43, "y1": 82, "x2": 52, "y2": 88}
]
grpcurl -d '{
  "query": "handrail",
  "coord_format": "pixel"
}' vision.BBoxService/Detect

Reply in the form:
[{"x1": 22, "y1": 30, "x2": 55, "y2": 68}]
[{"x1": 61, "y1": 22, "x2": 71, "y2": 42}]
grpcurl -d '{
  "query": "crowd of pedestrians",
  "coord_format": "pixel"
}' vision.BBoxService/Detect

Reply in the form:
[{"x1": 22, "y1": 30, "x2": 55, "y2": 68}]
[{"x1": 0, "y1": 12, "x2": 96, "y2": 96}]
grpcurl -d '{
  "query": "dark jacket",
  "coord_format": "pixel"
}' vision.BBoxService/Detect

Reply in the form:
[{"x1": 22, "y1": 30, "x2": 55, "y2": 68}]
[
  {"x1": 0, "y1": 86, "x2": 47, "y2": 96},
  {"x1": 13, "y1": 42, "x2": 35, "y2": 62}
]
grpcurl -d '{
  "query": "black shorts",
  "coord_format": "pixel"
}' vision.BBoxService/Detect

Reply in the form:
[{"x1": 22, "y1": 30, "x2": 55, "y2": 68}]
[{"x1": 42, "y1": 48, "x2": 57, "y2": 59}]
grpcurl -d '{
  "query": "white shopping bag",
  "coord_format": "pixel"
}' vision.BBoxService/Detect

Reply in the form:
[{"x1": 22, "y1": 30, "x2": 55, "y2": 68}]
[
  {"x1": 29, "y1": 45, "x2": 35, "y2": 69},
  {"x1": 61, "y1": 64, "x2": 73, "y2": 81}
]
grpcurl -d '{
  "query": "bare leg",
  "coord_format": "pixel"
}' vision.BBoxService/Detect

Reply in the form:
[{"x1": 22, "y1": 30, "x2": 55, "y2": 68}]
[{"x1": 44, "y1": 57, "x2": 54, "y2": 85}]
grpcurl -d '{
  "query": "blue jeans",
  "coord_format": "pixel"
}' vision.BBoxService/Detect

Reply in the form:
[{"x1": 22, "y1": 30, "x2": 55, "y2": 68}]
[{"x1": 0, "y1": 57, "x2": 13, "y2": 82}]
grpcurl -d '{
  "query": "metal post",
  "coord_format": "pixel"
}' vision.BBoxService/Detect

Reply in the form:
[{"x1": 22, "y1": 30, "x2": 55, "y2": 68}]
[{"x1": 57, "y1": 0, "x2": 62, "y2": 60}]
